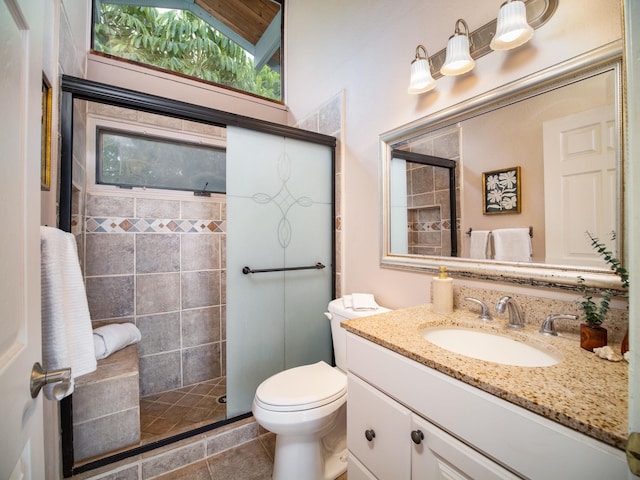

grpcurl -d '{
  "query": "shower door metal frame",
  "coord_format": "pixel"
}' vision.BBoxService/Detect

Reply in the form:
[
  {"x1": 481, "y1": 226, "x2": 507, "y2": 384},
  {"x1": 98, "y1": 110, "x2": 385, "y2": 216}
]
[{"x1": 59, "y1": 75, "x2": 336, "y2": 477}]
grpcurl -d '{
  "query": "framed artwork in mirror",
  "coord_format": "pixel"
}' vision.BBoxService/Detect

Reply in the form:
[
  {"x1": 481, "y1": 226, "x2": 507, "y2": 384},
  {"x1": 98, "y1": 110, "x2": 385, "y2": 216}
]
[{"x1": 482, "y1": 166, "x2": 521, "y2": 214}]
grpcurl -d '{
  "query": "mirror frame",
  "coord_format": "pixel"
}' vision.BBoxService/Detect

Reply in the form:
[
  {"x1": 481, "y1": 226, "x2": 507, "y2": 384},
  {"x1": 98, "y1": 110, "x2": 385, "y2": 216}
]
[{"x1": 380, "y1": 41, "x2": 624, "y2": 291}]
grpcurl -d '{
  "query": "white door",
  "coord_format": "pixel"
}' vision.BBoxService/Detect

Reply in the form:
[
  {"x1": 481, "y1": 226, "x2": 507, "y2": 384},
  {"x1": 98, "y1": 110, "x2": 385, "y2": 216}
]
[
  {"x1": 543, "y1": 105, "x2": 617, "y2": 266},
  {"x1": 0, "y1": 0, "x2": 45, "y2": 478}
]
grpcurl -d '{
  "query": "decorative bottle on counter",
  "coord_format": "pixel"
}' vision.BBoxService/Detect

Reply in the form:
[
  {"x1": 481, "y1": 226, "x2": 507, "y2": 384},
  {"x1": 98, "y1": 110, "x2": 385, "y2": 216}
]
[{"x1": 432, "y1": 266, "x2": 453, "y2": 314}]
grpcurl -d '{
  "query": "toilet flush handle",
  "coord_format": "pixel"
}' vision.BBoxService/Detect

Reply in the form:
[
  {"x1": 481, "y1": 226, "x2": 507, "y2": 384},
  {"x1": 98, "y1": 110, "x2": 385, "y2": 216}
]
[{"x1": 324, "y1": 312, "x2": 332, "y2": 320}]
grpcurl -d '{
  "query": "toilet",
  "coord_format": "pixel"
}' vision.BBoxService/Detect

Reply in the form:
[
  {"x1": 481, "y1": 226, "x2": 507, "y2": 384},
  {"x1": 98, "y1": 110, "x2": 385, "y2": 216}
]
[{"x1": 252, "y1": 296, "x2": 389, "y2": 480}]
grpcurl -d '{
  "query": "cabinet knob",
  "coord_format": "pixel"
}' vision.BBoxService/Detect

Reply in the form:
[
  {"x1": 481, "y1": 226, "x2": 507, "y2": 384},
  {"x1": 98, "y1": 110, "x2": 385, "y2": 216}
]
[
  {"x1": 411, "y1": 429, "x2": 425, "y2": 445},
  {"x1": 365, "y1": 429, "x2": 376, "y2": 442}
]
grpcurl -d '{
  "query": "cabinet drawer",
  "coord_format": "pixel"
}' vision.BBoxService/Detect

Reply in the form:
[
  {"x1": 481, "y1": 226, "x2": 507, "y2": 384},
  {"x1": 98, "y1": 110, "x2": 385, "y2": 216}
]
[{"x1": 347, "y1": 373, "x2": 411, "y2": 480}]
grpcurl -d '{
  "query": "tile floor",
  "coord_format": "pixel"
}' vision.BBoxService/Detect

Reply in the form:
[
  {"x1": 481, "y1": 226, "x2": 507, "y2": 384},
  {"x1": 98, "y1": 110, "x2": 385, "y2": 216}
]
[
  {"x1": 73, "y1": 375, "x2": 350, "y2": 480},
  {"x1": 140, "y1": 377, "x2": 227, "y2": 444},
  {"x1": 153, "y1": 432, "x2": 348, "y2": 480}
]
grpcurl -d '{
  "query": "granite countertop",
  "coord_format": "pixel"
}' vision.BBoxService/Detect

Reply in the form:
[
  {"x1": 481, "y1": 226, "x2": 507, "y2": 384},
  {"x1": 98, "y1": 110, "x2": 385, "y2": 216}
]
[{"x1": 342, "y1": 304, "x2": 628, "y2": 450}]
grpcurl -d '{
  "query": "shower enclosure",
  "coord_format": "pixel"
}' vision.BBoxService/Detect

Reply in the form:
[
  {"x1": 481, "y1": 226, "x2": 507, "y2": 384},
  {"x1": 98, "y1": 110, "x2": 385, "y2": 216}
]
[{"x1": 59, "y1": 76, "x2": 336, "y2": 476}]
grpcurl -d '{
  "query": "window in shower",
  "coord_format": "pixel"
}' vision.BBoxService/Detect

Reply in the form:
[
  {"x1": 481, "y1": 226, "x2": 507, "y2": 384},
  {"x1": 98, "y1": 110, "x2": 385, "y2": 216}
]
[{"x1": 97, "y1": 127, "x2": 227, "y2": 193}]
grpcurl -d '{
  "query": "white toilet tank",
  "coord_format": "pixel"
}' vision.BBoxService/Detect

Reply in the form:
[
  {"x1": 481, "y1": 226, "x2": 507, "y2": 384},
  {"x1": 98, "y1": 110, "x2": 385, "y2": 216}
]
[{"x1": 326, "y1": 297, "x2": 389, "y2": 371}]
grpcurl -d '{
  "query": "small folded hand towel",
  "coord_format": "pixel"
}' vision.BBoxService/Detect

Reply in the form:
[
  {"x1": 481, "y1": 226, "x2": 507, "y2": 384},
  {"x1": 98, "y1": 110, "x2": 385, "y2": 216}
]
[
  {"x1": 469, "y1": 230, "x2": 492, "y2": 259},
  {"x1": 93, "y1": 323, "x2": 142, "y2": 360},
  {"x1": 343, "y1": 293, "x2": 380, "y2": 311},
  {"x1": 492, "y1": 228, "x2": 532, "y2": 262}
]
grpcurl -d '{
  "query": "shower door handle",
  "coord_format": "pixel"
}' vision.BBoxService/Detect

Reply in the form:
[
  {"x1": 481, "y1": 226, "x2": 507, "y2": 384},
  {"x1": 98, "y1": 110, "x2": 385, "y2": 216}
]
[
  {"x1": 30, "y1": 362, "x2": 72, "y2": 398},
  {"x1": 242, "y1": 262, "x2": 326, "y2": 274}
]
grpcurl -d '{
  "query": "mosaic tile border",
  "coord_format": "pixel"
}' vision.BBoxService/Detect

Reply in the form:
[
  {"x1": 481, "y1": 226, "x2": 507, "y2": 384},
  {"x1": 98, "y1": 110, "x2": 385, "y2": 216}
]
[
  {"x1": 410, "y1": 221, "x2": 443, "y2": 232},
  {"x1": 86, "y1": 217, "x2": 225, "y2": 233}
]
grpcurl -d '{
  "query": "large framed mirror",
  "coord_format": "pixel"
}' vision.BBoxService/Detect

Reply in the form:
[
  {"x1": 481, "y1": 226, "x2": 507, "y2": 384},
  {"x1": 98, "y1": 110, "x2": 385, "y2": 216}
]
[{"x1": 381, "y1": 41, "x2": 624, "y2": 290}]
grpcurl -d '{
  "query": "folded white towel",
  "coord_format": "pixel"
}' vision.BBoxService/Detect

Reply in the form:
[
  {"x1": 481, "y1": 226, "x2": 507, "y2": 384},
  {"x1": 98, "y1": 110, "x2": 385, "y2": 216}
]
[
  {"x1": 492, "y1": 228, "x2": 532, "y2": 262},
  {"x1": 344, "y1": 293, "x2": 380, "y2": 311},
  {"x1": 469, "y1": 230, "x2": 492, "y2": 259},
  {"x1": 93, "y1": 323, "x2": 142, "y2": 360},
  {"x1": 41, "y1": 226, "x2": 97, "y2": 400}
]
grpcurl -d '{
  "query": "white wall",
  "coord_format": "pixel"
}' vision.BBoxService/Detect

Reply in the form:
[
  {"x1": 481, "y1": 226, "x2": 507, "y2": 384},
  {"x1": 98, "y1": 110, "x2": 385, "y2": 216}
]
[{"x1": 285, "y1": 0, "x2": 622, "y2": 309}]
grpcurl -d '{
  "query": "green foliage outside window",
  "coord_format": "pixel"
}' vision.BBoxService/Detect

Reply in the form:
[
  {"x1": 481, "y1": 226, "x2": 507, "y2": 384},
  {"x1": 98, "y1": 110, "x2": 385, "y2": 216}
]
[{"x1": 94, "y1": 5, "x2": 281, "y2": 101}]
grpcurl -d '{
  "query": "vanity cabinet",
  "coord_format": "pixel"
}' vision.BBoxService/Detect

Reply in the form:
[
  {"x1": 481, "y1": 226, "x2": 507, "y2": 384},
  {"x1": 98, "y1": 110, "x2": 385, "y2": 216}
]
[
  {"x1": 345, "y1": 332, "x2": 627, "y2": 479},
  {"x1": 348, "y1": 373, "x2": 517, "y2": 479}
]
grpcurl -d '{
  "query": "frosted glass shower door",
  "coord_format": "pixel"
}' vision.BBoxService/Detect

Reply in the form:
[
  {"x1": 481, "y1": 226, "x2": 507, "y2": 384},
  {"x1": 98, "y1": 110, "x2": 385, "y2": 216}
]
[{"x1": 226, "y1": 127, "x2": 333, "y2": 417}]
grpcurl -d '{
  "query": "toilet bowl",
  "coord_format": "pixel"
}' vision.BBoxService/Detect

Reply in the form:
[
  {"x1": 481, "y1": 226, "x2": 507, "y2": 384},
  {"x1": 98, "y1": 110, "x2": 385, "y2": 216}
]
[{"x1": 252, "y1": 296, "x2": 389, "y2": 480}]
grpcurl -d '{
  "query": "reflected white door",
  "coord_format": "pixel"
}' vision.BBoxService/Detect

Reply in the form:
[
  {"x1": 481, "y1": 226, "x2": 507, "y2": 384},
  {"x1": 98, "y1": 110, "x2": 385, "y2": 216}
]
[
  {"x1": 0, "y1": 0, "x2": 45, "y2": 478},
  {"x1": 226, "y1": 127, "x2": 333, "y2": 417},
  {"x1": 543, "y1": 105, "x2": 617, "y2": 266}
]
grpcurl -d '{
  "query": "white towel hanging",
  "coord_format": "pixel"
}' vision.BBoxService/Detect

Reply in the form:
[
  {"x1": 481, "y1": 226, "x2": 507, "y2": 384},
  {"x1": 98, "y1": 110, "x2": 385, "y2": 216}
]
[
  {"x1": 492, "y1": 228, "x2": 532, "y2": 262},
  {"x1": 469, "y1": 230, "x2": 492, "y2": 259},
  {"x1": 41, "y1": 226, "x2": 97, "y2": 400}
]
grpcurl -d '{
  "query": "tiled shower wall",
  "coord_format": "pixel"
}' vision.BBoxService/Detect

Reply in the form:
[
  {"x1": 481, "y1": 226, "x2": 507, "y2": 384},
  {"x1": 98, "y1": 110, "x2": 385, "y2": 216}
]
[
  {"x1": 83, "y1": 194, "x2": 226, "y2": 396},
  {"x1": 407, "y1": 126, "x2": 461, "y2": 256},
  {"x1": 81, "y1": 102, "x2": 228, "y2": 396},
  {"x1": 406, "y1": 163, "x2": 455, "y2": 256},
  {"x1": 296, "y1": 91, "x2": 344, "y2": 296}
]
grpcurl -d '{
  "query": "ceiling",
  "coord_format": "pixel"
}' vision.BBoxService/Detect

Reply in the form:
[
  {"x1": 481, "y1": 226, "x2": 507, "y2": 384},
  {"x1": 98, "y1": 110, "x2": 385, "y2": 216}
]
[{"x1": 195, "y1": 0, "x2": 281, "y2": 47}]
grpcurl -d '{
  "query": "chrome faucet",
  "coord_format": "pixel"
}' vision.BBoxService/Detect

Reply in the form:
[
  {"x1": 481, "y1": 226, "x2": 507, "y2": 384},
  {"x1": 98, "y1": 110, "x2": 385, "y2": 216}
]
[
  {"x1": 539, "y1": 313, "x2": 578, "y2": 336},
  {"x1": 495, "y1": 296, "x2": 525, "y2": 329},
  {"x1": 464, "y1": 297, "x2": 493, "y2": 321}
]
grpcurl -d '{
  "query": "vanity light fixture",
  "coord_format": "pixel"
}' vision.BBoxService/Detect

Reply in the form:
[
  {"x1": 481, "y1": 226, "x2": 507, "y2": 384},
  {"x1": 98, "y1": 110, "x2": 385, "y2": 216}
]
[
  {"x1": 408, "y1": 45, "x2": 437, "y2": 94},
  {"x1": 440, "y1": 19, "x2": 475, "y2": 76},
  {"x1": 406, "y1": 0, "x2": 557, "y2": 91},
  {"x1": 490, "y1": 0, "x2": 534, "y2": 50}
]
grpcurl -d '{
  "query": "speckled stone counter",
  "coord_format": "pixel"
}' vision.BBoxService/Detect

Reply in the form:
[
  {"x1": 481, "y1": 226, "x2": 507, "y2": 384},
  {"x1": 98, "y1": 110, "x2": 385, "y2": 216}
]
[{"x1": 342, "y1": 304, "x2": 628, "y2": 450}]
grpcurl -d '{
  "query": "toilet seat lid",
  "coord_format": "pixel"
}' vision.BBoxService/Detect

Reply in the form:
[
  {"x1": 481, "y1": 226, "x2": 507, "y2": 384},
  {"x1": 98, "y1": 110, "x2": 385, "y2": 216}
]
[{"x1": 255, "y1": 361, "x2": 347, "y2": 412}]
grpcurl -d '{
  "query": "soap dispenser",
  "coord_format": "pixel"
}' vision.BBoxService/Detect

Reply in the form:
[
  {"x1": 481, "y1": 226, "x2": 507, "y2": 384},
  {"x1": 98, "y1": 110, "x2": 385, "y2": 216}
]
[{"x1": 432, "y1": 266, "x2": 454, "y2": 314}]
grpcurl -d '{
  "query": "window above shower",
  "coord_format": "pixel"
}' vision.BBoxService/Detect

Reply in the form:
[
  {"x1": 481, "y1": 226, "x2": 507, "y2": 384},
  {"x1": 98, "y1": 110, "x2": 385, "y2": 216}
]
[
  {"x1": 86, "y1": 102, "x2": 227, "y2": 199},
  {"x1": 91, "y1": 0, "x2": 283, "y2": 102},
  {"x1": 97, "y1": 127, "x2": 226, "y2": 194}
]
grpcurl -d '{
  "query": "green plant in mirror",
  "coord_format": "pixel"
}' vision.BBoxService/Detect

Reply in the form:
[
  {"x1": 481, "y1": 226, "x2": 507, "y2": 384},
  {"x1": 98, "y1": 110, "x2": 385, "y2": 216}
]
[{"x1": 577, "y1": 232, "x2": 629, "y2": 326}]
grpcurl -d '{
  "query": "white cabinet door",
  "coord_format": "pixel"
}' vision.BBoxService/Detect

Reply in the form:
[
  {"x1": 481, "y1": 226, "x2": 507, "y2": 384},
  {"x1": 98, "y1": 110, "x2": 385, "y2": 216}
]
[
  {"x1": 347, "y1": 453, "x2": 379, "y2": 480},
  {"x1": 411, "y1": 415, "x2": 519, "y2": 479},
  {"x1": 347, "y1": 373, "x2": 411, "y2": 480}
]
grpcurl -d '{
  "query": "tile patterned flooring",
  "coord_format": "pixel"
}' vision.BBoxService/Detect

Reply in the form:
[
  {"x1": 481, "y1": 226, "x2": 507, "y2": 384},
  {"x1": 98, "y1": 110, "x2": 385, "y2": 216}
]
[
  {"x1": 154, "y1": 435, "x2": 348, "y2": 480},
  {"x1": 140, "y1": 377, "x2": 227, "y2": 444},
  {"x1": 73, "y1": 376, "x2": 349, "y2": 479}
]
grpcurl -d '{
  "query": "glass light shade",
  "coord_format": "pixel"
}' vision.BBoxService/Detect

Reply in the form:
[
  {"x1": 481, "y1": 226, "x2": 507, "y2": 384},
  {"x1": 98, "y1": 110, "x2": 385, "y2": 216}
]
[
  {"x1": 440, "y1": 34, "x2": 475, "y2": 76},
  {"x1": 490, "y1": 0, "x2": 534, "y2": 51},
  {"x1": 408, "y1": 57, "x2": 436, "y2": 94}
]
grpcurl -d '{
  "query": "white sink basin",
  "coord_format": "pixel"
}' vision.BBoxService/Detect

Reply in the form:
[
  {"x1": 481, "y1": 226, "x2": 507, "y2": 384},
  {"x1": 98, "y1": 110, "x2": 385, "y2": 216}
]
[{"x1": 421, "y1": 327, "x2": 561, "y2": 367}]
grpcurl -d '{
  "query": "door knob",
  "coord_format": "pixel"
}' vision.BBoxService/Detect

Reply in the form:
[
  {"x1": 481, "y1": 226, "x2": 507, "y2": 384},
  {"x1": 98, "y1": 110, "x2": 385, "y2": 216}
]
[
  {"x1": 364, "y1": 429, "x2": 376, "y2": 442},
  {"x1": 411, "y1": 429, "x2": 425, "y2": 444},
  {"x1": 30, "y1": 362, "x2": 72, "y2": 398}
]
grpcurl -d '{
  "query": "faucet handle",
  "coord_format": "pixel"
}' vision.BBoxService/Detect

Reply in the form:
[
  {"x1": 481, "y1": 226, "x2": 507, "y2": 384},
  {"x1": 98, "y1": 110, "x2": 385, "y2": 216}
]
[
  {"x1": 464, "y1": 297, "x2": 493, "y2": 322},
  {"x1": 539, "y1": 313, "x2": 578, "y2": 336}
]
